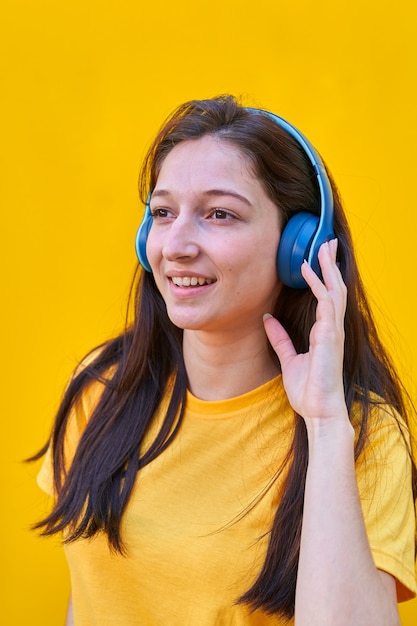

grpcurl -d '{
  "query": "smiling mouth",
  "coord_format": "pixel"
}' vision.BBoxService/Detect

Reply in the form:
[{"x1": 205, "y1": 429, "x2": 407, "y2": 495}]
[{"x1": 171, "y1": 276, "x2": 215, "y2": 287}]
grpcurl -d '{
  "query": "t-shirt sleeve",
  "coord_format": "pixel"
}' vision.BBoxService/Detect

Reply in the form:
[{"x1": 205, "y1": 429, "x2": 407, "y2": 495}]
[
  {"x1": 36, "y1": 442, "x2": 55, "y2": 497},
  {"x1": 36, "y1": 394, "x2": 88, "y2": 497},
  {"x1": 36, "y1": 363, "x2": 106, "y2": 497},
  {"x1": 356, "y1": 405, "x2": 417, "y2": 601}
]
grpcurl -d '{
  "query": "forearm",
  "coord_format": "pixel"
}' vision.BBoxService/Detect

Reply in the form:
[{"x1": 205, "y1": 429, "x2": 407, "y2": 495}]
[
  {"x1": 65, "y1": 596, "x2": 74, "y2": 626},
  {"x1": 295, "y1": 417, "x2": 400, "y2": 626}
]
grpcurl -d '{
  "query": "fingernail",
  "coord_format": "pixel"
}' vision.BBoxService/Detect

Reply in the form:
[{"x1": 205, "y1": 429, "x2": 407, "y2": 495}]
[{"x1": 263, "y1": 313, "x2": 273, "y2": 321}]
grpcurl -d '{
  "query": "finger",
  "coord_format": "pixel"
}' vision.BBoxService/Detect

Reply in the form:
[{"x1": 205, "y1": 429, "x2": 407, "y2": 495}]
[
  {"x1": 318, "y1": 240, "x2": 343, "y2": 288},
  {"x1": 303, "y1": 241, "x2": 347, "y2": 315},
  {"x1": 301, "y1": 264, "x2": 346, "y2": 344},
  {"x1": 301, "y1": 258, "x2": 326, "y2": 295},
  {"x1": 318, "y1": 240, "x2": 347, "y2": 316},
  {"x1": 263, "y1": 314, "x2": 297, "y2": 366}
]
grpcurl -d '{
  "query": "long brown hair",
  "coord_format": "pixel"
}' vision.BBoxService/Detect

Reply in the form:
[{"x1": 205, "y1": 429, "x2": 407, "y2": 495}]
[{"x1": 31, "y1": 95, "x2": 417, "y2": 620}]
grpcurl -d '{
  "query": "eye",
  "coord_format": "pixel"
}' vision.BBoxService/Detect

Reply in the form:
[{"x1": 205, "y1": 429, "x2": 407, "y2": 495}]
[
  {"x1": 150, "y1": 208, "x2": 171, "y2": 218},
  {"x1": 208, "y1": 208, "x2": 234, "y2": 220}
]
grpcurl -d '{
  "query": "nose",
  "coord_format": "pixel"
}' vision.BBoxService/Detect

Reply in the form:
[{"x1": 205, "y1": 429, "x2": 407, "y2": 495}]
[{"x1": 161, "y1": 214, "x2": 200, "y2": 263}]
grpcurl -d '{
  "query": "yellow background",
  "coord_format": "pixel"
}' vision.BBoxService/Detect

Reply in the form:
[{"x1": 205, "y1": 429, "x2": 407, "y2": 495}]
[{"x1": 2, "y1": 1, "x2": 416, "y2": 623}]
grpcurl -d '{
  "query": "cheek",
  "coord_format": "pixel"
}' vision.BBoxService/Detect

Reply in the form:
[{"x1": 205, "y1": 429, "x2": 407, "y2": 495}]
[
  {"x1": 228, "y1": 234, "x2": 280, "y2": 292},
  {"x1": 145, "y1": 229, "x2": 160, "y2": 271},
  {"x1": 248, "y1": 229, "x2": 281, "y2": 269}
]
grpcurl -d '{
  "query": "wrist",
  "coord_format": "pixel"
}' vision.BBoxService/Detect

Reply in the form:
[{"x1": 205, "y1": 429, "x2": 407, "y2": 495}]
[{"x1": 305, "y1": 413, "x2": 354, "y2": 455}]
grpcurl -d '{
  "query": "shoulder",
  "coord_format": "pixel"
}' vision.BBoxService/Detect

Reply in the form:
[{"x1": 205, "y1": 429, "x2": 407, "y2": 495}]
[
  {"x1": 70, "y1": 344, "x2": 119, "y2": 412},
  {"x1": 352, "y1": 397, "x2": 417, "y2": 602},
  {"x1": 351, "y1": 390, "x2": 412, "y2": 450},
  {"x1": 36, "y1": 347, "x2": 117, "y2": 496}
]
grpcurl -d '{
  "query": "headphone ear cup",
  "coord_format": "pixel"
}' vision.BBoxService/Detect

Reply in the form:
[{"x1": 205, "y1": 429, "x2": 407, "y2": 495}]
[
  {"x1": 277, "y1": 212, "x2": 319, "y2": 288},
  {"x1": 135, "y1": 216, "x2": 153, "y2": 272}
]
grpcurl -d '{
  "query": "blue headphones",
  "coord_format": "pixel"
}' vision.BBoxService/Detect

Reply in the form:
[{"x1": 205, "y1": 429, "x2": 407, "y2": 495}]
[{"x1": 135, "y1": 108, "x2": 334, "y2": 289}]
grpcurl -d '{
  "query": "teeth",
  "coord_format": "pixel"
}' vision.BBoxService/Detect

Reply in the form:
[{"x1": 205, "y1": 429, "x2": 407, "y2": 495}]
[{"x1": 172, "y1": 276, "x2": 213, "y2": 287}]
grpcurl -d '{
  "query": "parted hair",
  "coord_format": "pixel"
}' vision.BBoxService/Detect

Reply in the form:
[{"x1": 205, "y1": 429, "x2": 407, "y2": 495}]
[{"x1": 31, "y1": 95, "x2": 417, "y2": 620}]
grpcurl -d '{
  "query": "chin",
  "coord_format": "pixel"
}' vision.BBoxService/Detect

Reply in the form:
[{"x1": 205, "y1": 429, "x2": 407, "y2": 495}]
[{"x1": 166, "y1": 312, "x2": 204, "y2": 331}]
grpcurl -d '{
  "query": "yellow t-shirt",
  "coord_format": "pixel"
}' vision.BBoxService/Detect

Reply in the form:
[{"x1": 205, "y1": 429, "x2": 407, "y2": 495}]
[{"x1": 38, "y1": 375, "x2": 416, "y2": 625}]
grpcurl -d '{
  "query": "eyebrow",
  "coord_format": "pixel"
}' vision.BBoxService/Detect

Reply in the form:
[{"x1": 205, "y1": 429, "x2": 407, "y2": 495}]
[{"x1": 151, "y1": 188, "x2": 253, "y2": 206}]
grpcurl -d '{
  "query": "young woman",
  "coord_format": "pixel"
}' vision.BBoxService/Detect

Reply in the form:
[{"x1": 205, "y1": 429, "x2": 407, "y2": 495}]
[{"x1": 33, "y1": 96, "x2": 417, "y2": 625}]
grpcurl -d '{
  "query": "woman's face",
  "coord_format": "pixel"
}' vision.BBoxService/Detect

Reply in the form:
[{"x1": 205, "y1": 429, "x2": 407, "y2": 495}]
[{"x1": 146, "y1": 135, "x2": 282, "y2": 336}]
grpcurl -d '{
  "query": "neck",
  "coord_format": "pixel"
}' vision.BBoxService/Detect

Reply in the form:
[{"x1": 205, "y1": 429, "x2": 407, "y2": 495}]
[{"x1": 182, "y1": 327, "x2": 280, "y2": 401}]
